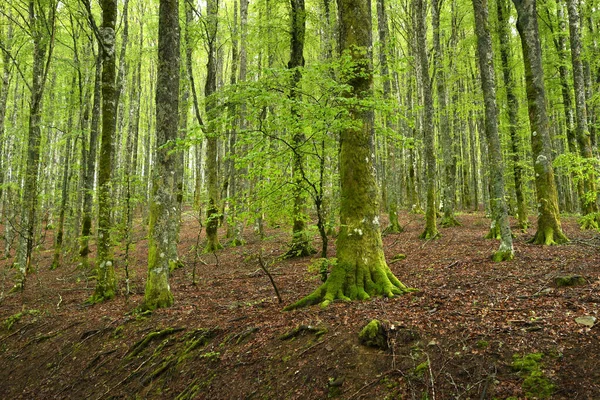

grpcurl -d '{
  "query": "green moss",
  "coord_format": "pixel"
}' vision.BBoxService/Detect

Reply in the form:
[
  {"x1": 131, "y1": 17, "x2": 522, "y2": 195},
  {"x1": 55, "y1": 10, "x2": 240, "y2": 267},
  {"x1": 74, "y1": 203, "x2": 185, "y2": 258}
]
[
  {"x1": 391, "y1": 254, "x2": 406, "y2": 261},
  {"x1": 358, "y1": 319, "x2": 387, "y2": 350},
  {"x1": 476, "y1": 340, "x2": 489, "y2": 349},
  {"x1": 512, "y1": 353, "x2": 555, "y2": 399},
  {"x1": 414, "y1": 360, "x2": 429, "y2": 377},
  {"x1": 554, "y1": 275, "x2": 586, "y2": 287},
  {"x1": 491, "y1": 249, "x2": 514, "y2": 262},
  {"x1": 4, "y1": 309, "x2": 40, "y2": 330}
]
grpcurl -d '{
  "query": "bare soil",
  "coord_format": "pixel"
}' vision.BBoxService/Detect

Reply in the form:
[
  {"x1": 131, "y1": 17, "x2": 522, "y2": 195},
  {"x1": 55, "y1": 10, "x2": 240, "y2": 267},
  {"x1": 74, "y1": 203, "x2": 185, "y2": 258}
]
[{"x1": 0, "y1": 211, "x2": 598, "y2": 399}]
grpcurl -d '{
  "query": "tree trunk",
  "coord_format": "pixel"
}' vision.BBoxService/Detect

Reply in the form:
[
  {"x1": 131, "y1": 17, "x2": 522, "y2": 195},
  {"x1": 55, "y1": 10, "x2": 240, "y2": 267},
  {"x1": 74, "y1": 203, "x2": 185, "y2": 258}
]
[
  {"x1": 377, "y1": 0, "x2": 402, "y2": 234},
  {"x1": 285, "y1": 0, "x2": 315, "y2": 258},
  {"x1": 496, "y1": 0, "x2": 528, "y2": 230},
  {"x1": 143, "y1": 0, "x2": 180, "y2": 310},
  {"x1": 566, "y1": 0, "x2": 598, "y2": 225},
  {"x1": 512, "y1": 0, "x2": 568, "y2": 245},
  {"x1": 91, "y1": 0, "x2": 118, "y2": 302},
  {"x1": 204, "y1": 0, "x2": 223, "y2": 252},
  {"x1": 285, "y1": 0, "x2": 412, "y2": 310},
  {"x1": 473, "y1": 0, "x2": 514, "y2": 261},
  {"x1": 80, "y1": 50, "x2": 101, "y2": 267},
  {"x1": 13, "y1": 1, "x2": 57, "y2": 289},
  {"x1": 433, "y1": 0, "x2": 459, "y2": 228},
  {"x1": 415, "y1": 0, "x2": 439, "y2": 240}
]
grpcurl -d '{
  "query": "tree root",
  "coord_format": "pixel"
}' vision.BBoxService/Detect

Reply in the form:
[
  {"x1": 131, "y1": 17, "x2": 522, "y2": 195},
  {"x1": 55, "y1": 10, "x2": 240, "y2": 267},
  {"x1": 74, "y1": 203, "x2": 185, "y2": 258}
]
[
  {"x1": 279, "y1": 324, "x2": 327, "y2": 340},
  {"x1": 126, "y1": 327, "x2": 184, "y2": 359}
]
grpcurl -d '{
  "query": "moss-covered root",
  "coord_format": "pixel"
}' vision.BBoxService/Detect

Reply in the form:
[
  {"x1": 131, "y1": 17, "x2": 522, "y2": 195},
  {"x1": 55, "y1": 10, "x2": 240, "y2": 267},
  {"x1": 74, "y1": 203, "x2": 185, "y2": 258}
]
[
  {"x1": 441, "y1": 214, "x2": 461, "y2": 228},
  {"x1": 284, "y1": 261, "x2": 414, "y2": 311},
  {"x1": 529, "y1": 227, "x2": 569, "y2": 246},
  {"x1": 491, "y1": 247, "x2": 514, "y2": 262},
  {"x1": 419, "y1": 227, "x2": 440, "y2": 240},
  {"x1": 127, "y1": 327, "x2": 185, "y2": 359}
]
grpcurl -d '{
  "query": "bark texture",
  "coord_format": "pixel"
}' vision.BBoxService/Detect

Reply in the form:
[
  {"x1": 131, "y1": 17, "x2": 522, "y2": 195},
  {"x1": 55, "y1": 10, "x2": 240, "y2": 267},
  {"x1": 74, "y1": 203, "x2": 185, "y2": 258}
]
[
  {"x1": 91, "y1": 0, "x2": 118, "y2": 302},
  {"x1": 143, "y1": 0, "x2": 180, "y2": 310}
]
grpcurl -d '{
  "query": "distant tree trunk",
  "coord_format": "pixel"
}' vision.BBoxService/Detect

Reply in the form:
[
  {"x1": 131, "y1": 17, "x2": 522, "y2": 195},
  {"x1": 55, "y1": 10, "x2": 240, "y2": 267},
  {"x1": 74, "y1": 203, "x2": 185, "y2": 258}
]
[
  {"x1": 377, "y1": 0, "x2": 403, "y2": 234},
  {"x1": 472, "y1": 0, "x2": 514, "y2": 261},
  {"x1": 184, "y1": 0, "x2": 205, "y2": 211},
  {"x1": 285, "y1": 0, "x2": 412, "y2": 310},
  {"x1": 13, "y1": 0, "x2": 57, "y2": 289},
  {"x1": 512, "y1": 0, "x2": 568, "y2": 244},
  {"x1": 415, "y1": 0, "x2": 439, "y2": 240},
  {"x1": 0, "y1": 12, "x2": 12, "y2": 218},
  {"x1": 285, "y1": 0, "x2": 315, "y2": 258},
  {"x1": 496, "y1": 0, "x2": 528, "y2": 230},
  {"x1": 91, "y1": 0, "x2": 118, "y2": 302},
  {"x1": 143, "y1": 0, "x2": 180, "y2": 310},
  {"x1": 80, "y1": 51, "x2": 101, "y2": 267},
  {"x1": 51, "y1": 74, "x2": 76, "y2": 270},
  {"x1": 204, "y1": 0, "x2": 223, "y2": 252},
  {"x1": 432, "y1": 0, "x2": 459, "y2": 228},
  {"x1": 566, "y1": 0, "x2": 598, "y2": 224}
]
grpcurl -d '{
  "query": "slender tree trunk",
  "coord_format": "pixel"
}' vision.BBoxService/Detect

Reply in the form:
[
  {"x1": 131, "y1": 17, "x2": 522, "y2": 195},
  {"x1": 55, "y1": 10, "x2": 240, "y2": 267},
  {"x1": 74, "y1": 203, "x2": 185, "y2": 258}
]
[
  {"x1": 80, "y1": 51, "x2": 101, "y2": 267},
  {"x1": 143, "y1": 0, "x2": 180, "y2": 310},
  {"x1": 285, "y1": 0, "x2": 412, "y2": 310},
  {"x1": 13, "y1": 1, "x2": 57, "y2": 289},
  {"x1": 285, "y1": 0, "x2": 315, "y2": 258},
  {"x1": 415, "y1": 0, "x2": 439, "y2": 240},
  {"x1": 566, "y1": 0, "x2": 598, "y2": 224},
  {"x1": 51, "y1": 73, "x2": 76, "y2": 270},
  {"x1": 204, "y1": 0, "x2": 223, "y2": 252},
  {"x1": 378, "y1": 0, "x2": 403, "y2": 234},
  {"x1": 472, "y1": 0, "x2": 514, "y2": 261},
  {"x1": 432, "y1": 0, "x2": 459, "y2": 228},
  {"x1": 0, "y1": 10, "x2": 13, "y2": 218},
  {"x1": 497, "y1": 0, "x2": 528, "y2": 230},
  {"x1": 91, "y1": 0, "x2": 118, "y2": 302},
  {"x1": 512, "y1": 0, "x2": 568, "y2": 244}
]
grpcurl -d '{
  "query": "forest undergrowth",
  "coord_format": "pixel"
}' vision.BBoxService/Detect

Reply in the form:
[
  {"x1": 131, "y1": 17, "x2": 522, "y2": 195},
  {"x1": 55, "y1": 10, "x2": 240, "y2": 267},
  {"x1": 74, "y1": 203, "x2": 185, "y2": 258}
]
[{"x1": 0, "y1": 211, "x2": 598, "y2": 399}]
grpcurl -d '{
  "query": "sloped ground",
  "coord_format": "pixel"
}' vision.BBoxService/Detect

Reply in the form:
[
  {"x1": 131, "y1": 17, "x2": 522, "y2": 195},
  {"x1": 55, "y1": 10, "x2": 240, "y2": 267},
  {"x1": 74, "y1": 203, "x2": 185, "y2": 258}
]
[{"x1": 0, "y1": 211, "x2": 598, "y2": 399}]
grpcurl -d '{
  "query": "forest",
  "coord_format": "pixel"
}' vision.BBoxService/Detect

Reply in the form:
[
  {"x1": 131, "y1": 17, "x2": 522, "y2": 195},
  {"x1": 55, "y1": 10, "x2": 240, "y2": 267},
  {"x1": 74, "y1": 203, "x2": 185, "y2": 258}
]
[{"x1": 0, "y1": 0, "x2": 599, "y2": 398}]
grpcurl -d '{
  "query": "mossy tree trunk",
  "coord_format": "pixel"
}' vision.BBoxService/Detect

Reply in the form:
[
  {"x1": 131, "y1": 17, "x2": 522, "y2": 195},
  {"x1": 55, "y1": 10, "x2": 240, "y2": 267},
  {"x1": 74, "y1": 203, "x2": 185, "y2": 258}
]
[
  {"x1": 14, "y1": 0, "x2": 57, "y2": 289},
  {"x1": 0, "y1": 12, "x2": 13, "y2": 220},
  {"x1": 204, "y1": 0, "x2": 223, "y2": 253},
  {"x1": 512, "y1": 0, "x2": 568, "y2": 245},
  {"x1": 433, "y1": 0, "x2": 459, "y2": 228},
  {"x1": 473, "y1": 0, "x2": 514, "y2": 261},
  {"x1": 91, "y1": 0, "x2": 118, "y2": 302},
  {"x1": 285, "y1": 0, "x2": 315, "y2": 258},
  {"x1": 377, "y1": 0, "x2": 402, "y2": 234},
  {"x1": 566, "y1": 0, "x2": 598, "y2": 224},
  {"x1": 496, "y1": 0, "x2": 528, "y2": 231},
  {"x1": 143, "y1": 0, "x2": 180, "y2": 310},
  {"x1": 80, "y1": 50, "x2": 101, "y2": 268},
  {"x1": 285, "y1": 0, "x2": 412, "y2": 310},
  {"x1": 415, "y1": 0, "x2": 438, "y2": 240}
]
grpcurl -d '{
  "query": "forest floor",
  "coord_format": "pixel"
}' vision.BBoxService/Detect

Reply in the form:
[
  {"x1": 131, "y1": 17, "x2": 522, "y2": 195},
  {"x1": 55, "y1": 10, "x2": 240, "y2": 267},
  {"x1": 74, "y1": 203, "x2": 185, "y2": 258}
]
[{"x1": 0, "y1": 210, "x2": 599, "y2": 399}]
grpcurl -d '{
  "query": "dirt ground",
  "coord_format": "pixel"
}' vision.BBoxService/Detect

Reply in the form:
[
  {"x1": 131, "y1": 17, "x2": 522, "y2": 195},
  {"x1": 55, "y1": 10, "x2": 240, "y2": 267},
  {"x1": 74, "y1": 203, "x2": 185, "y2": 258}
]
[{"x1": 0, "y1": 211, "x2": 598, "y2": 399}]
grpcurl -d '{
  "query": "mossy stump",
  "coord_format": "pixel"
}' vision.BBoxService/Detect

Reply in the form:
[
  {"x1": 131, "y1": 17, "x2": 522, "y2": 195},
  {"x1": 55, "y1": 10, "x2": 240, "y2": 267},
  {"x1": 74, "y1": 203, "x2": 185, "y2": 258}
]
[{"x1": 358, "y1": 319, "x2": 388, "y2": 350}]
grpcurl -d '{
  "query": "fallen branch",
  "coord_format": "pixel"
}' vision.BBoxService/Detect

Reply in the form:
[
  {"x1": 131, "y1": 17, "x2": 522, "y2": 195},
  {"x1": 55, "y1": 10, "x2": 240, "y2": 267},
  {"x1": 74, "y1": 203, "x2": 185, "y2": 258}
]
[{"x1": 258, "y1": 252, "x2": 282, "y2": 304}]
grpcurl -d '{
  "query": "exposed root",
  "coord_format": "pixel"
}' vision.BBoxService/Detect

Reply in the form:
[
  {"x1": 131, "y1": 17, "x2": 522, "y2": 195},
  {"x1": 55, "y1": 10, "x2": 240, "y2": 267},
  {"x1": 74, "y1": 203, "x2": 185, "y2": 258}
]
[
  {"x1": 284, "y1": 261, "x2": 415, "y2": 311},
  {"x1": 126, "y1": 327, "x2": 185, "y2": 359},
  {"x1": 279, "y1": 325, "x2": 327, "y2": 340},
  {"x1": 528, "y1": 227, "x2": 569, "y2": 246}
]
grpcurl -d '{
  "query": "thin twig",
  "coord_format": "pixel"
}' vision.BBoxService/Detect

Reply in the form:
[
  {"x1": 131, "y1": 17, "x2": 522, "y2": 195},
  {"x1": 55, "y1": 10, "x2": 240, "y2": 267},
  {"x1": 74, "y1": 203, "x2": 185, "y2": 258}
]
[{"x1": 258, "y1": 251, "x2": 282, "y2": 303}]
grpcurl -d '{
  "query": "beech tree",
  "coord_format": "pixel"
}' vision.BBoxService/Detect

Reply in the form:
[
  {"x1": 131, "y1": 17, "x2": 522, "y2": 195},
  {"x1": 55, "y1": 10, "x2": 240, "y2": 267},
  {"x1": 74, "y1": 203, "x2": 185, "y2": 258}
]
[
  {"x1": 512, "y1": 0, "x2": 568, "y2": 245},
  {"x1": 143, "y1": 0, "x2": 180, "y2": 310},
  {"x1": 472, "y1": 0, "x2": 514, "y2": 261},
  {"x1": 285, "y1": 0, "x2": 412, "y2": 310}
]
